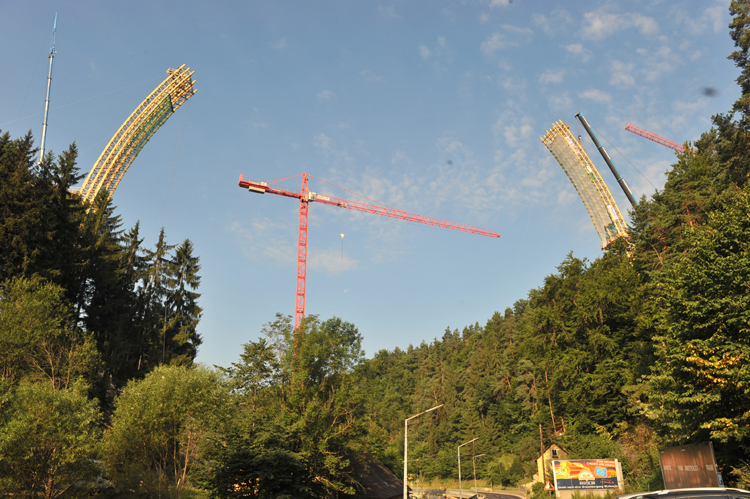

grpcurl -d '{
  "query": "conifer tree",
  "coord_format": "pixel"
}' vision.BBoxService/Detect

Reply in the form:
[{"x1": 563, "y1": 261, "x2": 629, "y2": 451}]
[
  {"x1": 141, "y1": 227, "x2": 175, "y2": 368},
  {"x1": 0, "y1": 131, "x2": 51, "y2": 281},
  {"x1": 164, "y1": 239, "x2": 203, "y2": 365}
]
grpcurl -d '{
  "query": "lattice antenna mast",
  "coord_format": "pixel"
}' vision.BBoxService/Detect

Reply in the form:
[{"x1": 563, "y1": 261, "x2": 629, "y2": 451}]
[
  {"x1": 38, "y1": 13, "x2": 57, "y2": 166},
  {"x1": 238, "y1": 174, "x2": 501, "y2": 332},
  {"x1": 575, "y1": 113, "x2": 637, "y2": 207}
]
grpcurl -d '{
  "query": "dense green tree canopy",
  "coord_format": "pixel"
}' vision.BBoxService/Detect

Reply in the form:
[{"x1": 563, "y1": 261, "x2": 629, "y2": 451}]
[
  {"x1": 206, "y1": 314, "x2": 369, "y2": 498},
  {"x1": 644, "y1": 185, "x2": 750, "y2": 444},
  {"x1": 0, "y1": 380, "x2": 101, "y2": 498},
  {"x1": 0, "y1": 276, "x2": 98, "y2": 389},
  {"x1": 103, "y1": 364, "x2": 229, "y2": 498}
]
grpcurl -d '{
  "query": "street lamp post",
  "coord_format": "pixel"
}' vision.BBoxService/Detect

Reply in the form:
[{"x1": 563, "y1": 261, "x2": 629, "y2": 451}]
[
  {"x1": 404, "y1": 404, "x2": 444, "y2": 499},
  {"x1": 472, "y1": 453, "x2": 487, "y2": 495},
  {"x1": 458, "y1": 437, "x2": 479, "y2": 499}
]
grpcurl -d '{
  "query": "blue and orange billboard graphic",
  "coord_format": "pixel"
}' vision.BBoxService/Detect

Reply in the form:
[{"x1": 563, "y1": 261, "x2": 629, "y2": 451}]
[{"x1": 552, "y1": 459, "x2": 620, "y2": 490}]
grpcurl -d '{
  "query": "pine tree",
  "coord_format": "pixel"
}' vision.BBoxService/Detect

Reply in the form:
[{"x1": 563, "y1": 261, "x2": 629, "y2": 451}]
[
  {"x1": 0, "y1": 131, "x2": 52, "y2": 281},
  {"x1": 165, "y1": 239, "x2": 203, "y2": 365},
  {"x1": 141, "y1": 227, "x2": 175, "y2": 368}
]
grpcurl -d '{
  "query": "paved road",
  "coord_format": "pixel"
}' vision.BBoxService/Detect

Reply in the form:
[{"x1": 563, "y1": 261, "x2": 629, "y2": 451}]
[{"x1": 420, "y1": 489, "x2": 525, "y2": 499}]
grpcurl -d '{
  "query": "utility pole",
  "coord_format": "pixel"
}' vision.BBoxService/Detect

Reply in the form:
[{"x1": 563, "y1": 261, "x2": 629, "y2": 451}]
[
  {"x1": 458, "y1": 438, "x2": 479, "y2": 499},
  {"x1": 540, "y1": 424, "x2": 546, "y2": 484},
  {"x1": 473, "y1": 453, "x2": 487, "y2": 494},
  {"x1": 404, "y1": 404, "x2": 443, "y2": 499},
  {"x1": 39, "y1": 13, "x2": 57, "y2": 166}
]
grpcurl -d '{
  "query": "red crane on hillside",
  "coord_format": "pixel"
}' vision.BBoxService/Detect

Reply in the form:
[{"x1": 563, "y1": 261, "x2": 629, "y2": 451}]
[
  {"x1": 624, "y1": 123, "x2": 693, "y2": 153},
  {"x1": 238, "y1": 173, "x2": 501, "y2": 338}
]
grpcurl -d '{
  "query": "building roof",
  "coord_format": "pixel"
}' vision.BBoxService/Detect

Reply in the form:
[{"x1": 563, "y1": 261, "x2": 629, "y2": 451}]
[{"x1": 347, "y1": 454, "x2": 404, "y2": 499}]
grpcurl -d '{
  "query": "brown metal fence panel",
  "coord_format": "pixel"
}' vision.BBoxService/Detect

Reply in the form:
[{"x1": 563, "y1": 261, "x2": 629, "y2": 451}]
[{"x1": 659, "y1": 442, "x2": 720, "y2": 489}]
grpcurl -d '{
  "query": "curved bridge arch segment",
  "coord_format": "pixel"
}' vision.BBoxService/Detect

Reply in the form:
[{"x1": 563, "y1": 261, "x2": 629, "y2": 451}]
[
  {"x1": 542, "y1": 120, "x2": 629, "y2": 249},
  {"x1": 78, "y1": 65, "x2": 196, "y2": 205}
]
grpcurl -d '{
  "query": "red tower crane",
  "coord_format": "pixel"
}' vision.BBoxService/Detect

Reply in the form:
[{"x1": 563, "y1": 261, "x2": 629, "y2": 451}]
[
  {"x1": 624, "y1": 123, "x2": 693, "y2": 153},
  {"x1": 238, "y1": 173, "x2": 501, "y2": 335}
]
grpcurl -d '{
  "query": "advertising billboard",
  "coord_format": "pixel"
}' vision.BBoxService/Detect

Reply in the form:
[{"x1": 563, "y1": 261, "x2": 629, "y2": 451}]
[
  {"x1": 552, "y1": 459, "x2": 621, "y2": 490},
  {"x1": 659, "y1": 442, "x2": 720, "y2": 489}
]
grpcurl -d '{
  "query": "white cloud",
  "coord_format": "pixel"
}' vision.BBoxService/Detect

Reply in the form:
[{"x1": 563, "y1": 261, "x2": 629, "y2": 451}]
[
  {"x1": 498, "y1": 75, "x2": 526, "y2": 94},
  {"x1": 532, "y1": 10, "x2": 574, "y2": 36},
  {"x1": 298, "y1": 114, "x2": 574, "y2": 244},
  {"x1": 564, "y1": 44, "x2": 592, "y2": 63},
  {"x1": 502, "y1": 24, "x2": 534, "y2": 38},
  {"x1": 581, "y1": 11, "x2": 620, "y2": 39},
  {"x1": 378, "y1": 5, "x2": 400, "y2": 19},
  {"x1": 314, "y1": 133, "x2": 353, "y2": 164},
  {"x1": 487, "y1": 152, "x2": 552, "y2": 207},
  {"x1": 270, "y1": 36, "x2": 290, "y2": 50},
  {"x1": 579, "y1": 89, "x2": 612, "y2": 103},
  {"x1": 489, "y1": 0, "x2": 513, "y2": 7},
  {"x1": 581, "y1": 9, "x2": 658, "y2": 40},
  {"x1": 672, "y1": 2, "x2": 726, "y2": 34},
  {"x1": 331, "y1": 135, "x2": 526, "y2": 224},
  {"x1": 481, "y1": 25, "x2": 532, "y2": 57},
  {"x1": 419, "y1": 37, "x2": 451, "y2": 74},
  {"x1": 428, "y1": 137, "x2": 508, "y2": 214},
  {"x1": 391, "y1": 150, "x2": 411, "y2": 166},
  {"x1": 610, "y1": 60, "x2": 636, "y2": 88},
  {"x1": 480, "y1": 12, "x2": 490, "y2": 24},
  {"x1": 360, "y1": 70, "x2": 384, "y2": 83},
  {"x1": 532, "y1": 14, "x2": 551, "y2": 34},
  {"x1": 630, "y1": 13, "x2": 659, "y2": 35},
  {"x1": 317, "y1": 90, "x2": 335, "y2": 101},
  {"x1": 309, "y1": 250, "x2": 357, "y2": 273},
  {"x1": 637, "y1": 45, "x2": 677, "y2": 82},
  {"x1": 481, "y1": 33, "x2": 514, "y2": 56},
  {"x1": 502, "y1": 122, "x2": 535, "y2": 148},
  {"x1": 539, "y1": 69, "x2": 565, "y2": 85},
  {"x1": 706, "y1": 4, "x2": 726, "y2": 33},
  {"x1": 548, "y1": 93, "x2": 572, "y2": 112},
  {"x1": 673, "y1": 98, "x2": 708, "y2": 115},
  {"x1": 440, "y1": 8, "x2": 456, "y2": 25},
  {"x1": 229, "y1": 219, "x2": 357, "y2": 274},
  {"x1": 228, "y1": 217, "x2": 295, "y2": 267},
  {"x1": 316, "y1": 133, "x2": 332, "y2": 151},
  {"x1": 557, "y1": 188, "x2": 578, "y2": 207}
]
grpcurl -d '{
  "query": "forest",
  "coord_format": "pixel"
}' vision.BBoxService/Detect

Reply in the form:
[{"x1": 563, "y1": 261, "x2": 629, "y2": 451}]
[{"x1": 3, "y1": 2, "x2": 750, "y2": 498}]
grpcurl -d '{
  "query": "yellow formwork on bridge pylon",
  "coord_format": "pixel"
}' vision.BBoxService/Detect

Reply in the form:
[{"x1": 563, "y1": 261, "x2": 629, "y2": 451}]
[
  {"x1": 78, "y1": 65, "x2": 196, "y2": 206},
  {"x1": 541, "y1": 120, "x2": 629, "y2": 250}
]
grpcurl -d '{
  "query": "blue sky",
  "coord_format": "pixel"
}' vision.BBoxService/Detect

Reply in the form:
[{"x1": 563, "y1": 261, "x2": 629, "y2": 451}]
[{"x1": 0, "y1": 0, "x2": 740, "y2": 369}]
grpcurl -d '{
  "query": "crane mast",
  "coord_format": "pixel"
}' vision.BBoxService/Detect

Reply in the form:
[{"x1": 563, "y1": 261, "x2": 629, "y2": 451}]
[
  {"x1": 575, "y1": 112, "x2": 638, "y2": 207},
  {"x1": 238, "y1": 173, "x2": 500, "y2": 338},
  {"x1": 39, "y1": 13, "x2": 57, "y2": 165}
]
